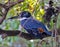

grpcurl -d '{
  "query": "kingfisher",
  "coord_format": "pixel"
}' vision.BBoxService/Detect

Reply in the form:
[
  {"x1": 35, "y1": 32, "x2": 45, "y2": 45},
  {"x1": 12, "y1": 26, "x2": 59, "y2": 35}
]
[{"x1": 9, "y1": 11, "x2": 52, "y2": 39}]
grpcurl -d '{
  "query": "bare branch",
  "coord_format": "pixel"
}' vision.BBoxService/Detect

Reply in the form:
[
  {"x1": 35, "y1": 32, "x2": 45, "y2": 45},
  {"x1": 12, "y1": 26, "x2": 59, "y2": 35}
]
[
  {"x1": 0, "y1": 29, "x2": 35, "y2": 40},
  {"x1": 0, "y1": 0, "x2": 24, "y2": 24},
  {"x1": 0, "y1": 3, "x2": 6, "y2": 8},
  {"x1": 6, "y1": 0, "x2": 24, "y2": 9},
  {"x1": 0, "y1": 15, "x2": 6, "y2": 24},
  {"x1": 0, "y1": 8, "x2": 8, "y2": 24},
  {"x1": 0, "y1": 28, "x2": 60, "y2": 40}
]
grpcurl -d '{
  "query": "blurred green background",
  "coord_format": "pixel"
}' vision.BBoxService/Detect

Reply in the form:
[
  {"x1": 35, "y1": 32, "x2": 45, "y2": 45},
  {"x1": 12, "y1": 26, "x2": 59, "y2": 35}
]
[{"x1": 0, "y1": 0, "x2": 60, "y2": 47}]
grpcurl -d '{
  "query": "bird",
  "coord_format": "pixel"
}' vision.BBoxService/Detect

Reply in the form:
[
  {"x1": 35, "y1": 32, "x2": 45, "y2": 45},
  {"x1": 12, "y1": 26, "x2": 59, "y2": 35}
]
[{"x1": 8, "y1": 11, "x2": 52, "y2": 39}]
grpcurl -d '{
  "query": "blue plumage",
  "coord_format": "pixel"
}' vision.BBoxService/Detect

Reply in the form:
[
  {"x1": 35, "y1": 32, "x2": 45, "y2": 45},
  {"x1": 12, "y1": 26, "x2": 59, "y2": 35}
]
[{"x1": 19, "y1": 11, "x2": 52, "y2": 39}]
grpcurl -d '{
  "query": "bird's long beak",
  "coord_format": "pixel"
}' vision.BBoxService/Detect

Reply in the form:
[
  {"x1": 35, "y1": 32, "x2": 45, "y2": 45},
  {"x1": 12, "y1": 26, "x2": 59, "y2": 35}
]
[{"x1": 8, "y1": 16, "x2": 20, "y2": 19}]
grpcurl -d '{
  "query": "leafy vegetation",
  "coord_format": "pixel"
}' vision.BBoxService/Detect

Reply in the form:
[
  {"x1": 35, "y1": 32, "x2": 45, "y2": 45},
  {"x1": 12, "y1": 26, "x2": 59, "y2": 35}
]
[{"x1": 0, "y1": 0, "x2": 60, "y2": 47}]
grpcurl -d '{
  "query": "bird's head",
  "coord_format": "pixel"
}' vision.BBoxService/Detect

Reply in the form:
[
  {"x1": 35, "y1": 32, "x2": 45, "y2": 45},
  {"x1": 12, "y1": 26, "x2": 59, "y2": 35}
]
[
  {"x1": 20, "y1": 11, "x2": 31, "y2": 18},
  {"x1": 8, "y1": 11, "x2": 32, "y2": 21},
  {"x1": 18, "y1": 11, "x2": 32, "y2": 21}
]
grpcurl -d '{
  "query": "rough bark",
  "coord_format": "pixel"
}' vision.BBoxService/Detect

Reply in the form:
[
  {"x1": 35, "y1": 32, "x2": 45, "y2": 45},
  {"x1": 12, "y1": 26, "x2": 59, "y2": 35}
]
[
  {"x1": 0, "y1": 29, "x2": 35, "y2": 40},
  {"x1": 0, "y1": 28, "x2": 60, "y2": 40}
]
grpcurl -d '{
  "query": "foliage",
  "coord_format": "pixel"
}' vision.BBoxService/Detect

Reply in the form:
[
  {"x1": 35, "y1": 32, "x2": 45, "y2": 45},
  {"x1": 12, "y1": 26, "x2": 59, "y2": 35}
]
[
  {"x1": 0, "y1": 0, "x2": 60, "y2": 47},
  {"x1": 0, "y1": 0, "x2": 45, "y2": 46}
]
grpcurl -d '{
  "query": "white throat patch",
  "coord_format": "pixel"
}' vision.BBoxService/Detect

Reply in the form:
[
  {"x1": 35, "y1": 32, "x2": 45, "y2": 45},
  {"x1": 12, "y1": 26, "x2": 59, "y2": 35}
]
[{"x1": 18, "y1": 17, "x2": 27, "y2": 21}]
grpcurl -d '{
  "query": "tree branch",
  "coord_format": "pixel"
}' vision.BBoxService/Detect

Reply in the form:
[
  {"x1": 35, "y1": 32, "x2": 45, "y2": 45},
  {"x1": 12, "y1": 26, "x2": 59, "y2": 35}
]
[
  {"x1": 0, "y1": 3, "x2": 6, "y2": 8},
  {"x1": 0, "y1": 28, "x2": 60, "y2": 40},
  {"x1": 0, "y1": 0, "x2": 24, "y2": 24},
  {"x1": 0, "y1": 8, "x2": 8, "y2": 24},
  {"x1": 0, "y1": 29, "x2": 35, "y2": 40},
  {"x1": 6, "y1": 0, "x2": 24, "y2": 9}
]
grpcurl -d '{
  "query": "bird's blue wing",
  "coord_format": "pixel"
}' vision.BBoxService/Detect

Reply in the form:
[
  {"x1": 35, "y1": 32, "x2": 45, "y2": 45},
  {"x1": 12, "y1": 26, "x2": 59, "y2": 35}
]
[{"x1": 21, "y1": 18, "x2": 52, "y2": 36}]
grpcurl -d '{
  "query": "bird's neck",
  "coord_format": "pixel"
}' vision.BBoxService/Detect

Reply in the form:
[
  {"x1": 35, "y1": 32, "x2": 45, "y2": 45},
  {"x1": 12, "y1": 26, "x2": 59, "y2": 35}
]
[
  {"x1": 19, "y1": 17, "x2": 27, "y2": 21},
  {"x1": 20, "y1": 17, "x2": 33, "y2": 21}
]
